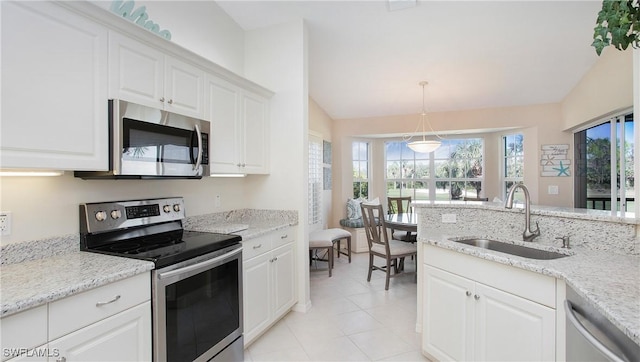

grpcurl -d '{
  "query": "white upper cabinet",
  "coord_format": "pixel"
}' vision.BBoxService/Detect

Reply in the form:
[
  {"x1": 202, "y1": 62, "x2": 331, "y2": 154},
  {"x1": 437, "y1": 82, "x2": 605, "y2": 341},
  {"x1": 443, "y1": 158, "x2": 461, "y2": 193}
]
[
  {"x1": 207, "y1": 76, "x2": 270, "y2": 175},
  {"x1": 109, "y1": 32, "x2": 206, "y2": 119},
  {"x1": 1, "y1": 1, "x2": 109, "y2": 171}
]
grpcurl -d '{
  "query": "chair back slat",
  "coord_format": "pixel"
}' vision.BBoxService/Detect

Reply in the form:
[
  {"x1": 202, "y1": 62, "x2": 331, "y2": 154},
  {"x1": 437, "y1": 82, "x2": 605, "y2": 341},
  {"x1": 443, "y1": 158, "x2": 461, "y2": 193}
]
[
  {"x1": 361, "y1": 203, "x2": 391, "y2": 255},
  {"x1": 387, "y1": 196, "x2": 412, "y2": 214}
]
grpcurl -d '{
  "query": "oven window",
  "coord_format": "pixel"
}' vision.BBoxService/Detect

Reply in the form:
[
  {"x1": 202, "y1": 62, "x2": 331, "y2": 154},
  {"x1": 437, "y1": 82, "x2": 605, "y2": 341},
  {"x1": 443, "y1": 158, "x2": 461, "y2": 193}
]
[
  {"x1": 165, "y1": 259, "x2": 240, "y2": 361},
  {"x1": 123, "y1": 118, "x2": 197, "y2": 164}
]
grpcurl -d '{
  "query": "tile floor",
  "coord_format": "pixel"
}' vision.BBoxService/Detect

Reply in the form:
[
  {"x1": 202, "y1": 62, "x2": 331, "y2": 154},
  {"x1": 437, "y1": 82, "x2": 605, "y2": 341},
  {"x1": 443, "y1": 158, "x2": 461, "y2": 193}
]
[{"x1": 243, "y1": 251, "x2": 430, "y2": 361}]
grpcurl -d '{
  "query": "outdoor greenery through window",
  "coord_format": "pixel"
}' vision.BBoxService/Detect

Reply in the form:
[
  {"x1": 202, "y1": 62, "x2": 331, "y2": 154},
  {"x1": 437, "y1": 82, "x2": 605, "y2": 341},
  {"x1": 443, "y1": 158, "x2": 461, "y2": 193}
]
[
  {"x1": 385, "y1": 139, "x2": 483, "y2": 201},
  {"x1": 352, "y1": 141, "x2": 369, "y2": 198},
  {"x1": 502, "y1": 134, "x2": 524, "y2": 200}
]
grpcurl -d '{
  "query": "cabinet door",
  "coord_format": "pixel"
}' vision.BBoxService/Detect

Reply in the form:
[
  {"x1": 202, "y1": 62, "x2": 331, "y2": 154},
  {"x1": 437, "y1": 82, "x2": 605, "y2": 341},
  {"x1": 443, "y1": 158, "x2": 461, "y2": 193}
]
[
  {"x1": 241, "y1": 92, "x2": 269, "y2": 174},
  {"x1": 164, "y1": 57, "x2": 205, "y2": 119},
  {"x1": 50, "y1": 302, "x2": 151, "y2": 361},
  {"x1": 474, "y1": 283, "x2": 555, "y2": 362},
  {"x1": 207, "y1": 77, "x2": 242, "y2": 174},
  {"x1": 109, "y1": 32, "x2": 164, "y2": 110},
  {"x1": 1, "y1": 1, "x2": 108, "y2": 170},
  {"x1": 243, "y1": 252, "x2": 272, "y2": 345},
  {"x1": 422, "y1": 266, "x2": 474, "y2": 362},
  {"x1": 272, "y1": 243, "x2": 296, "y2": 318}
]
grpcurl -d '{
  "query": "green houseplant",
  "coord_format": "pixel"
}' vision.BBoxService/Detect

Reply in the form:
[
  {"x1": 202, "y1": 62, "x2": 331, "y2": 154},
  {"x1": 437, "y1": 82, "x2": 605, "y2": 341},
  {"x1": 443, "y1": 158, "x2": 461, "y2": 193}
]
[{"x1": 592, "y1": 0, "x2": 640, "y2": 55}]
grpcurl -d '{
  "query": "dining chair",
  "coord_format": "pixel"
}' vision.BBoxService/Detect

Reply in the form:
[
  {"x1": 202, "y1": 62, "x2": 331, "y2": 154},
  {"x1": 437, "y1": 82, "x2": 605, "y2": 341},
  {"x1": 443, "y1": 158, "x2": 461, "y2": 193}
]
[
  {"x1": 387, "y1": 196, "x2": 416, "y2": 242},
  {"x1": 361, "y1": 203, "x2": 417, "y2": 290}
]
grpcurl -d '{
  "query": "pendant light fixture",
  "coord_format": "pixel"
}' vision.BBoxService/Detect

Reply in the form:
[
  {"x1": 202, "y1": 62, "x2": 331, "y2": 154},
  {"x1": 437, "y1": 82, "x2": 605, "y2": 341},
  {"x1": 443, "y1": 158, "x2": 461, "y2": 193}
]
[{"x1": 406, "y1": 81, "x2": 441, "y2": 153}]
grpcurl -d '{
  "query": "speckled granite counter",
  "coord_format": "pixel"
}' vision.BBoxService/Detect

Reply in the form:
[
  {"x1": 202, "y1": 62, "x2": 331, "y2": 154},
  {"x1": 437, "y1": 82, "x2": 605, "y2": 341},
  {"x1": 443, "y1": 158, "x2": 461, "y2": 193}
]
[
  {"x1": 414, "y1": 201, "x2": 640, "y2": 346},
  {"x1": 1, "y1": 246, "x2": 153, "y2": 317},
  {"x1": 1, "y1": 209, "x2": 296, "y2": 319},
  {"x1": 184, "y1": 209, "x2": 298, "y2": 240}
]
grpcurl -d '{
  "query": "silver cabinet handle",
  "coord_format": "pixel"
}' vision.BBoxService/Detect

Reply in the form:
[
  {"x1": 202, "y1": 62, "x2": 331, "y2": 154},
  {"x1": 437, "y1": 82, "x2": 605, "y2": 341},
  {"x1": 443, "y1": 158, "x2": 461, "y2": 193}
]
[
  {"x1": 168, "y1": 99, "x2": 173, "y2": 104},
  {"x1": 281, "y1": 235, "x2": 288, "y2": 239},
  {"x1": 96, "y1": 295, "x2": 121, "y2": 307},
  {"x1": 253, "y1": 244, "x2": 262, "y2": 249},
  {"x1": 56, "y1": 357, "x2": 66, "y2": 362},
  {"x1": 474, "y1": 295, "x2": 480, "y2": 301},
  {"x1": 160, "y1": 97, "x2": 165, "y2": 102},
  {"x1": 466, "y1": 291, "x2": 472, "y2": 297}
]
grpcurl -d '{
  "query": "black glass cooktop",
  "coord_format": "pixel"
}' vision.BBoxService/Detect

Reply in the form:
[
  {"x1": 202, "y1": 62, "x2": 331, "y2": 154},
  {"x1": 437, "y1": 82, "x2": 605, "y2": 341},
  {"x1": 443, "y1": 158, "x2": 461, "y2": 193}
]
[{"x1": 84, "y1": 229, "x2": 241, "y2": 268}]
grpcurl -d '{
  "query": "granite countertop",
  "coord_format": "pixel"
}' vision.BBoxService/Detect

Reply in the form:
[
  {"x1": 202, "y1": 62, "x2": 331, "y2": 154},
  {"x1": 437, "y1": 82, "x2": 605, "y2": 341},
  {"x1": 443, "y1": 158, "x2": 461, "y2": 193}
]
[
  {"x1": 420, "y1": 234, "x2": 640, "y2": 346},
  {"x1": 1, "y1": 209, "x2": 297, "y2": 318},
  {"x1": 1, "y1": 252, "x2": 153, "y2": 317}
]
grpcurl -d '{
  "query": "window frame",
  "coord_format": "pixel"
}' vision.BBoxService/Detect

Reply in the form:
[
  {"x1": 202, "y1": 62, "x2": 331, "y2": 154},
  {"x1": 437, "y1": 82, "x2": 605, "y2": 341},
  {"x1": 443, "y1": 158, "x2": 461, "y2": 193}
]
[
  {"x1": 352, "y1": 140, "x2": 370, "y2": 199},
  {"x1": 501, "y1": 133, "x2": 524, "y2": 199},
  {"x1": 384, "y1": 138, "x2": 485, "y2": 202}
]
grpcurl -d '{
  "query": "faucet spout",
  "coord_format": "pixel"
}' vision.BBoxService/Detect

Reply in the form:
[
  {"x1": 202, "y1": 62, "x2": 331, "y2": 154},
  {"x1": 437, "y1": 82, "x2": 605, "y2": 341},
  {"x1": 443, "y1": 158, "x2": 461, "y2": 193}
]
[{"x1": 505, "y1": 183, "x2": 540, "y2": 242}]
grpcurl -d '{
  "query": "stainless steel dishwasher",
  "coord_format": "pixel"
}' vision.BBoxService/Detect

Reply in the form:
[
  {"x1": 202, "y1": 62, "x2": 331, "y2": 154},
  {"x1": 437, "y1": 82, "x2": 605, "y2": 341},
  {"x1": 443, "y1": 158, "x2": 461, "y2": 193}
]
[{"x1": 565, "y1": 286, "x2": 640, "y2": 362}]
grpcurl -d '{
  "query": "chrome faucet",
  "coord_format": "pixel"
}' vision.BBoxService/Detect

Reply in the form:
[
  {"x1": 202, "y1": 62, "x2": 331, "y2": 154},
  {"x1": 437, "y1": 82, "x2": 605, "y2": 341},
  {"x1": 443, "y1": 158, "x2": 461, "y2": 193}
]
[{"x1": 504, "y1": 183, "x2": 540, "y2": 242}]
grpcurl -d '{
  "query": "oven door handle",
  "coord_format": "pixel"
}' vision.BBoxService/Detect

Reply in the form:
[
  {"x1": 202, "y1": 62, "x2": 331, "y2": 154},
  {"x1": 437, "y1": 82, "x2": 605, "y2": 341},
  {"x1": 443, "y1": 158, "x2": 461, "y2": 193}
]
[
  {"x1": 193, "y1": 124, "x2": 203, "y2": 171},
  {"x1": 158, "y1": 246, "x2": 241, "y2": 280}
]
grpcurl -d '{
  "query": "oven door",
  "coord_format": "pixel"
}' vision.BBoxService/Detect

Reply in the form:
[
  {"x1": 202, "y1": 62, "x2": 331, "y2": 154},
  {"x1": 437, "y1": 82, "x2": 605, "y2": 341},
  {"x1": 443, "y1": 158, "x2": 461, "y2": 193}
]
[
  {"x1": 153, "y1": 244, "x2": 242, "y2": 362},
  {"x1": 115, "y1": 99, "x2": 210, "y2": 177}
]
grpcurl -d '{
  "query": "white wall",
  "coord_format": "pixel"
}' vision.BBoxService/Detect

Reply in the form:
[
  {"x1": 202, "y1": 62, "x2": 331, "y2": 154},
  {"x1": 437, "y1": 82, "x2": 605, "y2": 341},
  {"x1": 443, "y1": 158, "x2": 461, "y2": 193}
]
[{"x1": 243, "y1": 20, "x2": 311, "y2": 312}]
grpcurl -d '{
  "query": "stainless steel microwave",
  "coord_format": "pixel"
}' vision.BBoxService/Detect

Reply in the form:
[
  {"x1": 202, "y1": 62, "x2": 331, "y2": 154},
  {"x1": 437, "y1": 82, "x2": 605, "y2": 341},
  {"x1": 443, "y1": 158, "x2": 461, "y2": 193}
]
[{"x1": 75, "y1": 100, "x2": 210, "y2": 179}]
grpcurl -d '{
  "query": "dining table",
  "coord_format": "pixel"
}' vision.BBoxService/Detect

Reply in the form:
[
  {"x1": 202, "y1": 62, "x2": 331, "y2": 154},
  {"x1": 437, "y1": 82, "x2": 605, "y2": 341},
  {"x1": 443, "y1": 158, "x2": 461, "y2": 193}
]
[{"x1": 385, "y1": 213, "x2": 418, "y2": 238}]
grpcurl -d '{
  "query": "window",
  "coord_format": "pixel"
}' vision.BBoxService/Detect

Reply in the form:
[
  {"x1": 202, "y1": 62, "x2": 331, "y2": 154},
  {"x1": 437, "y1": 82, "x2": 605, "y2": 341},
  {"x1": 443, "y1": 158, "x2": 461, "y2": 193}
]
[
  {"x1": 502, "y1": 134, "x2": 524, "y2": 200},
  {"x1": 308, "y1": 136, "x2": 322, "y2": 227},
  {"x1": 574, "y1": 112, "x2": 634, "y2": 212},
  {"x1": 352, "y1": 141, "x2": 369, "y2": 198},
  {"x1": 385, "y1": 138, "x2": 483, "y2": 201}
]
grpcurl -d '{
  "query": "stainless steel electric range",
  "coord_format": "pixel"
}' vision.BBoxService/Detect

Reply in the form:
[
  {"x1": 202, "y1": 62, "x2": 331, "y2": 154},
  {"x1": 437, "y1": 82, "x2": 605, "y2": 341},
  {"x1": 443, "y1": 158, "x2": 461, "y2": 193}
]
[{"x1": 80, "y1": 197, "x2": 243, "y2": 362}]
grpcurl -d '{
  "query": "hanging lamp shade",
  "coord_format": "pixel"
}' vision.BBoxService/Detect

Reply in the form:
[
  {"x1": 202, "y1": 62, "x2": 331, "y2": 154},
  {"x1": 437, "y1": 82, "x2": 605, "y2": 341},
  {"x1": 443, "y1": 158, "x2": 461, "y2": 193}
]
[
  {"x1": 405, "y1": 81, "x2": 441, "y2": 153},
  {"x1": 407, "y1": 139, "x2": 441, "y2": 153}
]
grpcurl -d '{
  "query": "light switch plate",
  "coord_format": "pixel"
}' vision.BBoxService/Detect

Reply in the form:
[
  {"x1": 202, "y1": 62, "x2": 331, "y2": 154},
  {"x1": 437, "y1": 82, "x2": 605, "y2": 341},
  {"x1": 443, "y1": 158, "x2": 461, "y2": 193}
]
[
  {"x1": 0, "y1": 212, "x2": 12, "y2": 236},
  {"x1": 442, "y1": 213, "x2": 457, "y2": 223},
  {"x1": 548, "y1": 185, "x2": 559, "y2": 195}
]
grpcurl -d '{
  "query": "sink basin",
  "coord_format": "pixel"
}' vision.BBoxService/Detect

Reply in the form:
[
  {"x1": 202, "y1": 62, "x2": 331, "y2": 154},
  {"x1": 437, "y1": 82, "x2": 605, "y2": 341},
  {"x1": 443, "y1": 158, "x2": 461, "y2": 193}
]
[{"x1": 450, "y1": 238, "x2": 570, "y2": 260}]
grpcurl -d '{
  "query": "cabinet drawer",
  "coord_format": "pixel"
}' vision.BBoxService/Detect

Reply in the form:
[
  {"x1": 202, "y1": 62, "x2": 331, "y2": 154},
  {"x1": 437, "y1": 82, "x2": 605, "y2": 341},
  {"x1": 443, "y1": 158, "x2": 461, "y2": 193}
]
[
  {"x1": 48, "y1": 273, "x2": 150, "y2": 340},
  {"x1": 243, "y1": 235, "x2": 272, "y2": 260},
  {"x1": 272, "y1": 227, "x2": 295, "y2": 249},
  {"x1": 0, "y1": 305, "x2": 47, "y2": 361}
]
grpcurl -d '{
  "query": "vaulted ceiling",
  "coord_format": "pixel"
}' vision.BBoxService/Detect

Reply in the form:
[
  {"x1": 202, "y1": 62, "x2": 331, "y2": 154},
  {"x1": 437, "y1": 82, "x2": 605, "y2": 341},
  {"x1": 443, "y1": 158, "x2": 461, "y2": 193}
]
[{"x1": 217, "y1": 1, "x2": 602, "y2": 120}]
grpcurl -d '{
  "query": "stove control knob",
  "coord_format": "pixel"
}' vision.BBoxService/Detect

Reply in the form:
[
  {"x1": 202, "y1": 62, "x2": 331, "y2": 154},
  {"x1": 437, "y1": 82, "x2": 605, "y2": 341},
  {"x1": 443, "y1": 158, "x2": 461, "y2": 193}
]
[
  {"x1": 95, "y1": 211, "x2": 107, "y2": 222},
  {"x1": 110, "y1": 210, "x2": 121, "y2": 219},
  {"x1": 163, "y1": 205, "x2": 171, "y2": 213},
  {"x1": 173, "y1": 204, "x2": 181, "y2": 212}
]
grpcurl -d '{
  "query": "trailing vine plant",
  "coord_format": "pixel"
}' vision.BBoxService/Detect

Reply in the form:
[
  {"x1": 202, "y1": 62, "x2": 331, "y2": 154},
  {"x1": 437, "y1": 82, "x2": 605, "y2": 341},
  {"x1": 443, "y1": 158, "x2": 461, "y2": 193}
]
[{"x1": 592, "y1": 0, "x2": 640, "y2": 55}]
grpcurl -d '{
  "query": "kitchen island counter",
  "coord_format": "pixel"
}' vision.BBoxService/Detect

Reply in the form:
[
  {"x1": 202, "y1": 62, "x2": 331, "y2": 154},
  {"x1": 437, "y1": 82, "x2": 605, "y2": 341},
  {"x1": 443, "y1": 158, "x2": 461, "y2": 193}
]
[{"x1": 414, "y1": 202, "x2": 640, "y2": 347}]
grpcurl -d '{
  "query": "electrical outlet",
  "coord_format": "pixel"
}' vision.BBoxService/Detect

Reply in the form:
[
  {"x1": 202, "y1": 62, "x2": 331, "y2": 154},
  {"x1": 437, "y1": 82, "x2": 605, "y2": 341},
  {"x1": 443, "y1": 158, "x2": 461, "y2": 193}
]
[
  {"x1": 0, "y1": 212, "x2": 12, "y2": 236},
  {"x1": 442, "y1": 213, "x2": 457, "y2": 223},
  {"x1": 214, "y1": 195, "x2": 221, "y2": 208}
]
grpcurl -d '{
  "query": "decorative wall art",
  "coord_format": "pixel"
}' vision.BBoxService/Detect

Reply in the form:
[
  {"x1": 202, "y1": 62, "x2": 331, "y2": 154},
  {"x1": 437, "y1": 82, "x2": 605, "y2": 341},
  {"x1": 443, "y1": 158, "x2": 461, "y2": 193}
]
[
  {"x1": 540, "y1": 144, "x2": 571, "y2": 177},
  {"x1": 323, "y1": 141, "x2": 332, "y2": 164},
  {"x1": 110, "y1": 0, "x2": 172, "y2": 40},
  {"x1": 323, "y1": 167, "x2": 332, "y2": 190}
]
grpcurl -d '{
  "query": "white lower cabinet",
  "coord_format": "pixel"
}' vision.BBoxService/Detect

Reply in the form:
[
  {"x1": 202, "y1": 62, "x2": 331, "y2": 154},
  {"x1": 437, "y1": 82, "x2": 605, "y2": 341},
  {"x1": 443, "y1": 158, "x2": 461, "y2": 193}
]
[
  {"x1": 242, "y1": 228, "x2": 296, "y2": 346},
  {"x1": 49, "y1": 302, "x2": 151, "y2": 362},
  {"x1": 422, "y1": 245, "x2": 556, "y2": 361},
  {"x1": 0, "y1": 274, "x2": 151, "y2": 362}
]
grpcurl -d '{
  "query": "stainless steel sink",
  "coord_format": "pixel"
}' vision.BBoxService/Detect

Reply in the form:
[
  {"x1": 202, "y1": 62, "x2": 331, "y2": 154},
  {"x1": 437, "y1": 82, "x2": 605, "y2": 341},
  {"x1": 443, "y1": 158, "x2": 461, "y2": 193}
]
[{"x1": 450, "y1": 238, "x2": 570, "y2": 260}]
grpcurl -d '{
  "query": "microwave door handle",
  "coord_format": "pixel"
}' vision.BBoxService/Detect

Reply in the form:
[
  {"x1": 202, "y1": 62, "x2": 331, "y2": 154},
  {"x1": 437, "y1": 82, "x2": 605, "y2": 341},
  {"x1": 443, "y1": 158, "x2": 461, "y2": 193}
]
[{"x1": 193, "y1": 124, "x2": 203, "y2": 171}]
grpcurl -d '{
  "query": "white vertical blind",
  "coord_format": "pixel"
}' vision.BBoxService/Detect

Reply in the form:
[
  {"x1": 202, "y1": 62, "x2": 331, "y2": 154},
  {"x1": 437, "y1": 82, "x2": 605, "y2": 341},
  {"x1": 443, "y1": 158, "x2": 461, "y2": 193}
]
[{"x1": 309, "y1": 137, "x2": 323, "y2": 227}]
